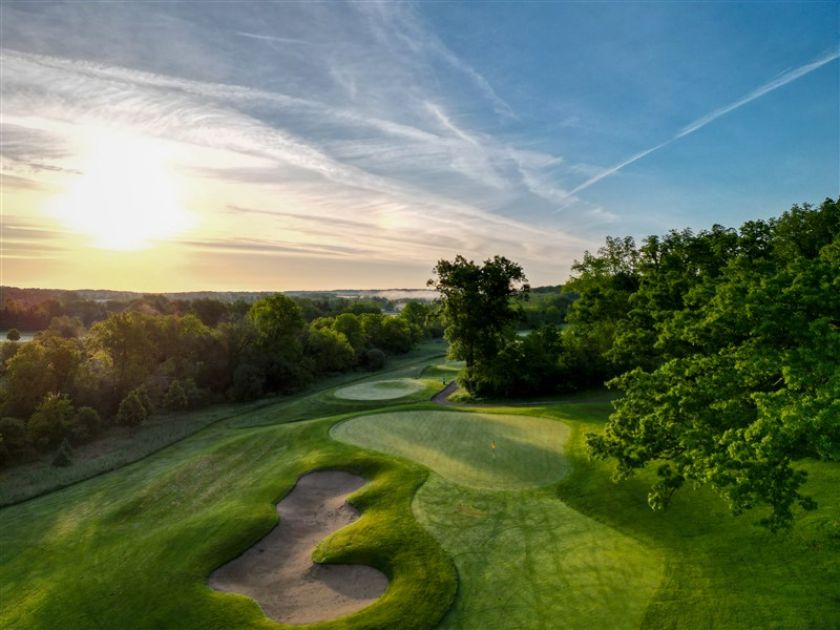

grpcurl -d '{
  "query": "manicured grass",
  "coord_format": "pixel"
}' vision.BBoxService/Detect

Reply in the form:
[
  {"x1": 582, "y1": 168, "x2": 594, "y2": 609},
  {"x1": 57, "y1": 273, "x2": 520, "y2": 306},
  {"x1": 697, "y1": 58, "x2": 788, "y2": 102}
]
[
  {"x1": 332, "y1": 410, "x2": 571, "y2": 490},
  {"x1": 334, "y1": 379, "x2": 427, "y2": 401},
  {"x1": 414, "y1": 475, "x2": 663, "y2": 629},
  {"x1": 555, "y1": 415, "x2": 840, "y2": 629},
  {"x1": 2, "y1": 351, "x2": 838, "y2": 629},
  {"x1": 0, "y1": 415, "x2": 456, "y2": 630},
  {"x1": 419, "y1": 361, "x2": 463, "y2": 384}
]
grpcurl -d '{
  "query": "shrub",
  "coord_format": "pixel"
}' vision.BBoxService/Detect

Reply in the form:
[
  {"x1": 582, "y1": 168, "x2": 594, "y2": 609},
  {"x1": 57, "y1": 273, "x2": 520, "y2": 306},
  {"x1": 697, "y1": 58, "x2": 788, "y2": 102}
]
[
  {"x1": 76, "y1": 406, "x2": 102, "y2": 432},
  {"x1": 360, "y1": 348, "x2": 386, "y2": 371},
  {"x1": 52, "y1": 437, "x2": 73, "y2": 467},
  {"x1": 75, "y1": 407, "x2": 102, "y2": 440},
  {"x1": 163, "y1": 380, "x2": 189, "y2": 411},
  {"x1": 117, "y1": 391, "x2": 148, "y2": 428},
  {"x1": 6, "y1": 329, "x2": 21, "y2": 341},
  {"x1": 132, "y1": 386, "x2": 154, "y2": 415},
  {"x1": 28, "y1": 393, "x2": 76, "y2": 449}
]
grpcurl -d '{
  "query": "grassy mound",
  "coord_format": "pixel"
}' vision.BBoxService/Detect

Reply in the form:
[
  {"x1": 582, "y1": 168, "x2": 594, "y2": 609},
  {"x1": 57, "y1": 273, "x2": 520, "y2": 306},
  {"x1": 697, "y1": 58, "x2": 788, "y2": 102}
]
[
  {"x1": 332, "y1": 410, "x2": 571, "y2": 490},
  {"x1": 333, "y1": 379, "x2": 426, "y2": 401}
]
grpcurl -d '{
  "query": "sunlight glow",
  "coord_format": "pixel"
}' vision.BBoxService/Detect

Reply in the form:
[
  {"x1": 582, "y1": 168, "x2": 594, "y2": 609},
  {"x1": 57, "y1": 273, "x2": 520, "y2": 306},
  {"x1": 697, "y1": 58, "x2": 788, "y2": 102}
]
[{"x1": 45, "y1": 131, "x2": 195, "y2": 250}]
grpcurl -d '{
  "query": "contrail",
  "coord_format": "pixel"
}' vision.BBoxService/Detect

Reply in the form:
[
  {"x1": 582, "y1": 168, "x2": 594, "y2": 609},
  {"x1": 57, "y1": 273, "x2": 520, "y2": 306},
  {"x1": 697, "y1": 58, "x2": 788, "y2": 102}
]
[
  {"x1": 236, "y1": 32, "x2": 312, "y2": 46},
  {"x1": 565, "y1": 49, "x2": 840, "y2": 198}
]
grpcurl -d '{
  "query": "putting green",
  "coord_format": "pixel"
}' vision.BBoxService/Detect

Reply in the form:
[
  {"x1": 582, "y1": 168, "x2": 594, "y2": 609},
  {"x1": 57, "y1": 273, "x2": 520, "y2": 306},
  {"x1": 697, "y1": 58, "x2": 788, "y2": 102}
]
[
  {"x1": 333, "y1": 378, "x2": 426, "y2": 401},
  {"x1": 331, "y1": 410, "x2": 571, "y2": 489}
]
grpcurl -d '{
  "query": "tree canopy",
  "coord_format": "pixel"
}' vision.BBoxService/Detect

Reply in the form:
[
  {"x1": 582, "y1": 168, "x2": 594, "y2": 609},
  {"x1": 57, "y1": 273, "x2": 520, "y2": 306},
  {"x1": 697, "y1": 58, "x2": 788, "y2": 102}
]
[
  {"x1": 584, "y1": 198, "x2": 839, "y2": 529},
  {"x1": 429, "y1": 255, "x2": 529, "y2": 392}
]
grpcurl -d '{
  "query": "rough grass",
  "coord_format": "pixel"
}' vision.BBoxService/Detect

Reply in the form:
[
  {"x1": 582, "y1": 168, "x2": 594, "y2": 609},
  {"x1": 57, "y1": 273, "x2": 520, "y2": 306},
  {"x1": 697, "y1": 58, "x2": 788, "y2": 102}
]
[
  {"x1": 332, "y1": 410, "x2": 571, "y2": 490},
  {"x1": 0, "y1": 340, "x2": 447, "y2": 505},
  {"x1": 334, "y1": 379, "x2": 427, "y2": 401}
]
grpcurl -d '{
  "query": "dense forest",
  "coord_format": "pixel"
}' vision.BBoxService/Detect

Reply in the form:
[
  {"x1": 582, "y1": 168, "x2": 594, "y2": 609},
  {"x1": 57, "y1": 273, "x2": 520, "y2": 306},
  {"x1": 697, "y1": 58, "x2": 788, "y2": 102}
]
[
  {"x1": 432, "y1": 198, "x2": 838, "y2": 529},
  {"x1": 0, "y1": 293, "x2": 441, "y2": 467}
]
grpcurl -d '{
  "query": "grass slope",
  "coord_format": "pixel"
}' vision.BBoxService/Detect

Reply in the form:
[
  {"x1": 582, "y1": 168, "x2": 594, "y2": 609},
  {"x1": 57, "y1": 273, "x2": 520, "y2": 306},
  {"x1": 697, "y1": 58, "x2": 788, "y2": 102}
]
[
  {"x1": 0, "y1": 415, "x2": 457, "y2": 630},
  {"x1": 332, "y1": 410, "x2": 571, "y2": 490}
]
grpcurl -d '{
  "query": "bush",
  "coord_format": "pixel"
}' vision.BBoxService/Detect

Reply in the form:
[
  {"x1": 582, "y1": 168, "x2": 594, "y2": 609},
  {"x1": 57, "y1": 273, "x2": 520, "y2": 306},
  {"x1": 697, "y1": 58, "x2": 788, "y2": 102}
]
[
  {"x1": 163, "y1": 380, "x2": 189, "y2": 411},
  {"x1": 76, "y1": 406, "x2": 102, "y2": 432},
  {"x1": 74, "y1": 407, "x2": 102, "y2": 441},
  {"x1": 360, "y1": 348, "x2": 386, "y2": 371},
  {"x1": 6, "y1": 329, "x2": 21, "y2": 341},
  {"x1": 117, "y1": 392, "x2": 148, "y2": 428},
  {"x1": 52, "y1": 437, "x2": 73, "y2": 467},
  {"x1": 132, "y1": 386, "x2": 154, "y2": 415},
  {"x1": 28, "y1": 393, "x2": 76, "y2": 449}
]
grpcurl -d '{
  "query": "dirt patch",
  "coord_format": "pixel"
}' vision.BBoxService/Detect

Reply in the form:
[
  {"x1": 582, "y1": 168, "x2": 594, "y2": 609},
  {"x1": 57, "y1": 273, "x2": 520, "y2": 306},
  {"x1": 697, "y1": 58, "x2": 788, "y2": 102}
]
[{"x1": 209, "y1": 471, "x2": 388, "y2": 624}]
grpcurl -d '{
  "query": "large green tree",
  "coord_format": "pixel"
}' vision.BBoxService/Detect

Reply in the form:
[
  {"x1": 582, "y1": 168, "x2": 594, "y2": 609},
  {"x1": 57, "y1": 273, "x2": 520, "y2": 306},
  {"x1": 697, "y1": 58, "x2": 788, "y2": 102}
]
[
  {"x1": 429, "y1": 255, "x2": 529, "y2": 392},
  {"x1": 587, "y1": 198, "x2": 840, "y2": 530}
]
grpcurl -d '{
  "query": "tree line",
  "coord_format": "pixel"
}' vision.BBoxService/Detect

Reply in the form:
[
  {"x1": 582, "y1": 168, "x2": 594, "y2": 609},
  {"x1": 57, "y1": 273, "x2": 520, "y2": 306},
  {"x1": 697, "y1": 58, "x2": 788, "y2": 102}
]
[
  {"x1": 432, "y1": 198, "x2": 838, "y2": 529},
  {"x1": 0, "y1": 295, "x2": 440, "y2": 467}
]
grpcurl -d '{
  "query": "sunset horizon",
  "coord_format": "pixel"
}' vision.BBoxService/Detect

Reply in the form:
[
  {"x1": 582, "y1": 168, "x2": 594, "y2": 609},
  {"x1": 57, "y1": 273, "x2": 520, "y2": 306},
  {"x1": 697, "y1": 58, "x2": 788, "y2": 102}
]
[{"x1": 2, "y1": 2, "x2": 836, "y2": 292}]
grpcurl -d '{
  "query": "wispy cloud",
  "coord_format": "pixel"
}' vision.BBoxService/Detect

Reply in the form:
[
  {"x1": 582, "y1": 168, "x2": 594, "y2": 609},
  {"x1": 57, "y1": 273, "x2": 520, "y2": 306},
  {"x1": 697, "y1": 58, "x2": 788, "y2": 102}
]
[{"x1": 566, "y1": 49, "x2": 840, "y2": 198}]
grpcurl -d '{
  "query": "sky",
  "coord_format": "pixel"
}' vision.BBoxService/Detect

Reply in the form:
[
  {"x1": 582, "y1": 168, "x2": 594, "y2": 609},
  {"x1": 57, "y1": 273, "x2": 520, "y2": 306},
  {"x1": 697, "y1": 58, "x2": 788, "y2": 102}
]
[{"x1": 1, "y1": 1, "x2": 837, "y2": 292}]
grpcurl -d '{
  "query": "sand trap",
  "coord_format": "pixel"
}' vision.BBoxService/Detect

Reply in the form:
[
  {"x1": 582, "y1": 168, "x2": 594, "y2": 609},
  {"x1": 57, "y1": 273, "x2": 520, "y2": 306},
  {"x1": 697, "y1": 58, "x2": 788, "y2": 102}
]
[
  {"x1": 333, "y1": 378, "x2": 425, "y2": 401},
  {"x1": 209, "y1": 471, "x2": 388, "y2": 624}
]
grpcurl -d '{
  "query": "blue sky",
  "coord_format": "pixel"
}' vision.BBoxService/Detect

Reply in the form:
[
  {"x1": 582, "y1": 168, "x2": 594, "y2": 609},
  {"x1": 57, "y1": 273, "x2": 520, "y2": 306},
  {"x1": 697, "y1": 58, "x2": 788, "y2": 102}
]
[{"x1": 1, "y1": 1, "x2": 837, "y2": 291}]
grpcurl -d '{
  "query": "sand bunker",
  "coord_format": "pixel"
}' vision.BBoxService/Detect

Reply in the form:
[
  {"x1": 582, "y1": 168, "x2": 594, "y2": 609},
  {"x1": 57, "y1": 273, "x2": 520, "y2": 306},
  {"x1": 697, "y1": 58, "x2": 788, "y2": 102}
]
[
  {"x1": 209, "y1": 471, "x2": 388, "y2": 624},
  {"x1": 333, "y1": 378, "x2": 425, "y2": 401}
]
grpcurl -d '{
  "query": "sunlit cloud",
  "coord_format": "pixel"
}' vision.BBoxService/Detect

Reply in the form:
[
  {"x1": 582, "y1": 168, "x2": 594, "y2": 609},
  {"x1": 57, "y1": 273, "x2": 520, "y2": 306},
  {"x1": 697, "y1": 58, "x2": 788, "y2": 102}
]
[{"x1": 0, "y1": 2, "x2": 834, "y2": 290}]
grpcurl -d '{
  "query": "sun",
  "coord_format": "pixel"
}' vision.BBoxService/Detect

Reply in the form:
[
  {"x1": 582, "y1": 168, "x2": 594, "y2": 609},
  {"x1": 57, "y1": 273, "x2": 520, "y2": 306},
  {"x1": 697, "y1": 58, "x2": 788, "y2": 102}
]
[{"x1": 46, "y1": 131, "x2": 194, "y2": 250}]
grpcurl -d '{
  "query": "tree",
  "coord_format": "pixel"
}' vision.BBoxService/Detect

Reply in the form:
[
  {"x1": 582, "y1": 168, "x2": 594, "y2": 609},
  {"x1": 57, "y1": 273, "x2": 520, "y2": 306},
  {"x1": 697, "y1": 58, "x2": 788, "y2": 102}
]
[
  {"x1": 230, "y1": 363, "x2": 264, "y2": 401},
  {"x1": 305, "y1": 328, "x2": 355, "y2": 374},
  {"x1": 333, "y1": 313, "x2": 365, "y2": 351},
  {"x1": 0, "y1": 417, "x2": 28, "y2": 460},
  {"x1": 428, "y1": 255, "x2": 529, "y2": 392},
  {"x1": 249, "y1": 295, "x2": 306, "y2": 391},
  {"x1": 6, "y1": 329, "x2": 20, "y2": 341},
  {"x1": 587, "y1": 198, "x2": 840, "y2": 530}
]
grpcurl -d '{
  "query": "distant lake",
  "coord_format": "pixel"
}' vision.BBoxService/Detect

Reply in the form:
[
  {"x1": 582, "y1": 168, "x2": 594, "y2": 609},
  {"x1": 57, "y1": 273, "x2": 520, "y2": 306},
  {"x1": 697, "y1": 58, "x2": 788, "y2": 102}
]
[{"x1": 1, "y1": 331, "x2": 36, "y2": 343}]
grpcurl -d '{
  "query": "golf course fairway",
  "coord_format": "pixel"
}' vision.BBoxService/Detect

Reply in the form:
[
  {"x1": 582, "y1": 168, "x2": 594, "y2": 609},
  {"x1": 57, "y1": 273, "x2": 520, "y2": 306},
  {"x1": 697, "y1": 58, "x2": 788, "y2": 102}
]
[
  {"x1": 415, "y1": 475, "x2": 664, "y2": 629},
  {"x1": 332, "y1": 410, "x2": 571, "y2": 489}
]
